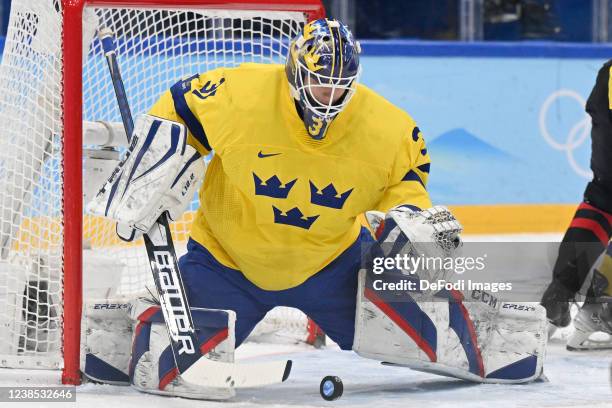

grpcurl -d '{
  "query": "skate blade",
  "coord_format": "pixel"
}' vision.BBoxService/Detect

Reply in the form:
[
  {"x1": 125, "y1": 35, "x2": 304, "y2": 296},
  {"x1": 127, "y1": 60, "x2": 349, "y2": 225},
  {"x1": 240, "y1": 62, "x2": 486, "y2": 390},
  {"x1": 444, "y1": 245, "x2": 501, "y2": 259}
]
[{"x1": 566, "y1": 330, "x2": 612, "y2": 351}]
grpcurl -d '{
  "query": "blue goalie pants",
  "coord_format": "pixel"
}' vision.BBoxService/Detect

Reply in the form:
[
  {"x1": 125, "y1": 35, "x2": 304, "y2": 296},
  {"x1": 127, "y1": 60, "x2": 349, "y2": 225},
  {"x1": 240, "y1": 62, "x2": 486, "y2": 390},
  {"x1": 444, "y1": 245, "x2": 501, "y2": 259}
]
[{"x1": 178, "y1": 227, "x2": 375, "y2": 349}]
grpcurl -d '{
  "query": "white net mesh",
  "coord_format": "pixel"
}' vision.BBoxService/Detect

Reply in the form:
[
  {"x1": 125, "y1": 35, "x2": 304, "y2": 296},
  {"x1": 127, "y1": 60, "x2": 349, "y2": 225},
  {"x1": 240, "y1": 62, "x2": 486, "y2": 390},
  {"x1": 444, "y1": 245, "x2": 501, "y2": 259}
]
[{"x1": 0, "y1": 1, "x2": 315, "y2": 370}]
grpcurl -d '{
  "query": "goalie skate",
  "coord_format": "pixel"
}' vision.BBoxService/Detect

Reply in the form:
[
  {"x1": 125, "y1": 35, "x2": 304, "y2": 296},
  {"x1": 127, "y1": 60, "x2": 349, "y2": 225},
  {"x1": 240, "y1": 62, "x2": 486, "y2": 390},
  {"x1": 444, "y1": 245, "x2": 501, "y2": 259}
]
[{"x1": 566, "y1": 298, "x2": 612, "y2": 351}]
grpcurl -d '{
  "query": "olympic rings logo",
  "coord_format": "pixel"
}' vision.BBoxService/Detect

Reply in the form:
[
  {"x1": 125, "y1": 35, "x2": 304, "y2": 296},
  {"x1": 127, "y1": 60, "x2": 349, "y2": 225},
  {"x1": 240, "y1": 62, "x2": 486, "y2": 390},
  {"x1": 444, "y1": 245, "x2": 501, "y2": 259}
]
[{"x1": 538, "y1": 89, "x2": 592, "y2": 179}]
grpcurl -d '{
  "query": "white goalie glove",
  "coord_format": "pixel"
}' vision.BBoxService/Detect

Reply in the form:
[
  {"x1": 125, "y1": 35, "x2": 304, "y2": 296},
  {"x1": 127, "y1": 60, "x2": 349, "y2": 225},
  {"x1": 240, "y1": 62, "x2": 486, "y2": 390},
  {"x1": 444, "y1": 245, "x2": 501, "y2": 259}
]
[
  {"x1": 87, "y1": 114, "x2": 205, "y2": 241},
  {"x1": 367, "y1": 205, "x2": 463, "y2": 258}
]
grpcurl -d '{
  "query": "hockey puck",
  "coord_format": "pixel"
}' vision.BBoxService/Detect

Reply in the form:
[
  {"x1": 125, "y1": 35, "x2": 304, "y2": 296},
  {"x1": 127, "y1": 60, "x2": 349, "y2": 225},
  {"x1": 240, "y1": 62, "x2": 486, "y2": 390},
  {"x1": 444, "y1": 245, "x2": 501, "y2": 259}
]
[{"x1": 320, "y1": 376, "x2": 343, "y2": 401}]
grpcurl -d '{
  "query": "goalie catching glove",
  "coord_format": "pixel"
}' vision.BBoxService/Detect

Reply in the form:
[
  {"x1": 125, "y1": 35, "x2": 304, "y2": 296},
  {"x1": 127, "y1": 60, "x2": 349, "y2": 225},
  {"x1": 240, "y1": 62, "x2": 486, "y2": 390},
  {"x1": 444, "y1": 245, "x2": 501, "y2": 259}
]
[
  {"x1": 366, "y1": 205, "x2": 463, "y2": 258},
  {"x1": 87, "y1": 114, "x2": 205, "y2": 241}
]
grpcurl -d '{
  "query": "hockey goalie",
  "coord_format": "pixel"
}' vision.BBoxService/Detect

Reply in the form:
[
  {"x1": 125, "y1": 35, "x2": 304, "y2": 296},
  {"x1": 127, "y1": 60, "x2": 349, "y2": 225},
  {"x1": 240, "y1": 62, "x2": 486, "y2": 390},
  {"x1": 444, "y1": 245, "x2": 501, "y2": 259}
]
[{"x1": 85, "y1": 19, "x2": 548, "y2": 399}]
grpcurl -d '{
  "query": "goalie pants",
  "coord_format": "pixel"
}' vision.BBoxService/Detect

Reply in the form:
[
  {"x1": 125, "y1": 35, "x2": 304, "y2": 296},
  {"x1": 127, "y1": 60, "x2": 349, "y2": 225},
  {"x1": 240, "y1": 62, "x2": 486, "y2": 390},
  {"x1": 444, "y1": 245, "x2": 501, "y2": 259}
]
[{"x1": 178, "y1": 227, "x2": 375, "y2": 349}]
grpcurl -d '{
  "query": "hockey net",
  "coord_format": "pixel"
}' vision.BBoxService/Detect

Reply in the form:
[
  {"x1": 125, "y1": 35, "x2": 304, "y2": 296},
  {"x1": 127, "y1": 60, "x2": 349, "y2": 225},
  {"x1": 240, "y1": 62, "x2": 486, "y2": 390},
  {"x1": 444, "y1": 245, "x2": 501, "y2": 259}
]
[{"x1": 0, "y1": 0, "x2": 324, "y2": 383}]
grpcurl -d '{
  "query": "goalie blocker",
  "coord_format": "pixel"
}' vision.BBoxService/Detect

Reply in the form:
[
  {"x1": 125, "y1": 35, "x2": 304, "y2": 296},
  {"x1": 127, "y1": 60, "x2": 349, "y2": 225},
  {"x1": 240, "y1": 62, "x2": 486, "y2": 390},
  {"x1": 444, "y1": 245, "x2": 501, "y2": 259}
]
[{"x1": 87, "y1": 114, "x2": 205, "y2": 240}]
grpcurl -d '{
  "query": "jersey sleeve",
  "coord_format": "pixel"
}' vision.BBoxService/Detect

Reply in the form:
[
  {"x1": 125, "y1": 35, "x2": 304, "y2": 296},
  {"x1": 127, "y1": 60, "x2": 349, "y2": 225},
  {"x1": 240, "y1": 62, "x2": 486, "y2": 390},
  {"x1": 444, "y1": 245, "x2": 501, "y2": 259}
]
[
  {"x1": 148, "y1": 69, "x2": 229, "y2": 156},
  {"x1": 374, "y1": 125, "x2": 433, "y2": 212}
]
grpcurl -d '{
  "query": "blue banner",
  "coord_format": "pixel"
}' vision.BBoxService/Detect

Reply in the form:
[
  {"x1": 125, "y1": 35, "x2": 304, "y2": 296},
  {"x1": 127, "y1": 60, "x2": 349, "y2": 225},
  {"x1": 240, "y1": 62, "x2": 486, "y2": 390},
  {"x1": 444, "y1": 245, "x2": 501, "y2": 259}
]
[{"x1": 360, "y1": 52, "x2": 605, "y2": 205}]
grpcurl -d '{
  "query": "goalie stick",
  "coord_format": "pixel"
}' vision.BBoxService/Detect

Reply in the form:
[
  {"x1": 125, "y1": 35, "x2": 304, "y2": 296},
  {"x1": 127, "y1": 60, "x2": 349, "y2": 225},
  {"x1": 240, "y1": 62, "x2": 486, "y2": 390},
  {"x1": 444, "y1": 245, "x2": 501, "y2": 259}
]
[{"x1": 98, "y1": 28, "x2": 291, "y2": 389}]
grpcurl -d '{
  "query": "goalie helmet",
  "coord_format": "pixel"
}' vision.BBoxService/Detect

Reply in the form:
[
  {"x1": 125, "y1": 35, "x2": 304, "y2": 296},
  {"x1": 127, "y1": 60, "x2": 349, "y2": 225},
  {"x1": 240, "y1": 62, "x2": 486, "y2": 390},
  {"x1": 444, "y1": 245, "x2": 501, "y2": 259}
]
[{"x1": 286, "y1": 19, "x2": 361, "y2": 140}]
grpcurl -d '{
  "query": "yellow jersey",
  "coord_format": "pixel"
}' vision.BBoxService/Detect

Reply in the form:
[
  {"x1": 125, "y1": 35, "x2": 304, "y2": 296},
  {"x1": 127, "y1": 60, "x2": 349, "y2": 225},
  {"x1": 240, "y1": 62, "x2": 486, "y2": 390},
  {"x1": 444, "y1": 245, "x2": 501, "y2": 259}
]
[{"x1": 149, "y1": 63, "x2": 431, "y2": 290}]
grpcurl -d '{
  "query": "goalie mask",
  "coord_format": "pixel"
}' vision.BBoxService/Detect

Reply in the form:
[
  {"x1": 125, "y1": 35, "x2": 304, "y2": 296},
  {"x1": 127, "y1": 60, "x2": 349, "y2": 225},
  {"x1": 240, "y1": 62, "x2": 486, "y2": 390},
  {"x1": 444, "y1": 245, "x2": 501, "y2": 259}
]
[{"x1": 285, "y1": 19, "x2": 361, "y2": 140}]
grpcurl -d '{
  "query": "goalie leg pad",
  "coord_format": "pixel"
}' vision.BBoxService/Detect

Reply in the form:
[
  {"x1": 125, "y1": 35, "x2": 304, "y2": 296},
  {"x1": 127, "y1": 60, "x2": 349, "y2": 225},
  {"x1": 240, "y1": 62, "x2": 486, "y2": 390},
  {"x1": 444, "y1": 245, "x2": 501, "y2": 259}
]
[
  {"x1": 353, "y1": 270, "x2": 547, "y2": 383},
  {"x1": 129, "y1": 298, "x2": 236, "y2": 400},
  {"x1": 80, "y1": 299, "x2": 132, "y2": 385}
]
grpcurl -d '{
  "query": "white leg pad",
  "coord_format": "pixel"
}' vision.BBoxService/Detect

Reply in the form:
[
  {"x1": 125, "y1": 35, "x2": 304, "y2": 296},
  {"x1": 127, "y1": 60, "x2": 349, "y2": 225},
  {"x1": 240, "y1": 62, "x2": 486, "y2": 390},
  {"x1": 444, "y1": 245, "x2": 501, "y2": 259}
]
[
  {"x1": 353, "y1": 270, "x2": 547, "y2": 383},
  {"x1": 80, "y1": 298, "x2": 132, "y2": 384},
  {"x1": 129, "y1": 298, "x2": 236, "y2": 400}
]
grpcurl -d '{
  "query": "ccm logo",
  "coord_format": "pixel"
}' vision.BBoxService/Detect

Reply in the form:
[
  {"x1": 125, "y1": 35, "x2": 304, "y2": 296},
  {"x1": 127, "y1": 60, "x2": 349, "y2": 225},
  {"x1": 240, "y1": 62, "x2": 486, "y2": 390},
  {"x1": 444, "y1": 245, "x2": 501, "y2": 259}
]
[{"x1": 503, "y1": 303, "x2": 536, "y2": 312}]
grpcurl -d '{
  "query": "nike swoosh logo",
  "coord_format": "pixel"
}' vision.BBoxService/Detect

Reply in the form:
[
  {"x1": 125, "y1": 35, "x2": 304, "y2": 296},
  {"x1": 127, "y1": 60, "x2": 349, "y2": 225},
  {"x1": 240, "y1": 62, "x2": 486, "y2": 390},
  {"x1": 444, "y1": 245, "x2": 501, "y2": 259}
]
[{"x1": 258, "y1": 151, "x2": 282, "y2": 158}]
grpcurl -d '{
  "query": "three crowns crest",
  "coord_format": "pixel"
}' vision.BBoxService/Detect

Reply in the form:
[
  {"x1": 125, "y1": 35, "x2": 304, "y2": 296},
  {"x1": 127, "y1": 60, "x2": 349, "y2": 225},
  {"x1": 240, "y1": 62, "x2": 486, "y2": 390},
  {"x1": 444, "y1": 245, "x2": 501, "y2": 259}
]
[
  {"x1": 253, "y1": 173, "x2": 297, "y2": 199},
  {"x1": 309, "y1": 181, "x2": 353, "y2": 209},
  {"x1": 273, "y1": 206, "x2": 319, "y2": 230}
]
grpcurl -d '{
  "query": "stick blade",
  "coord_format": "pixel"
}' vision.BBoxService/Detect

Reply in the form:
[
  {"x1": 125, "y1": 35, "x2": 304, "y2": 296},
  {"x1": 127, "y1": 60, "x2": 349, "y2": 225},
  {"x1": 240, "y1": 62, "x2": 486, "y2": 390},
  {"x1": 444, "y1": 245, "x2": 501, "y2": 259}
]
[{"x1": 180, "y1": 358, "x2": 292, "y2": 388}]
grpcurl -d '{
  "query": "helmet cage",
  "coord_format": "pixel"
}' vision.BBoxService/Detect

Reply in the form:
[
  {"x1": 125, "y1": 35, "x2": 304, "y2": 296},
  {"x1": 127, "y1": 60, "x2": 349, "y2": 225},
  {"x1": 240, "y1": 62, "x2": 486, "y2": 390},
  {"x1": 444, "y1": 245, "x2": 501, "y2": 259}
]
[{"x1": 294, "y1": 59, "x2": 361, "y2": 120}]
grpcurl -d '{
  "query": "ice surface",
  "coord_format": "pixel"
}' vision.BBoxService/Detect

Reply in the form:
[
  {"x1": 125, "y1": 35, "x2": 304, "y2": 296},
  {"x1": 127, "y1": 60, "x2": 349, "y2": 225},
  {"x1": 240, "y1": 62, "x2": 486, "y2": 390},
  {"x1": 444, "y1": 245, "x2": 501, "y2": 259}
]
[{"x1": 0, "y1": 339, "x2": 609, "y2": 408}]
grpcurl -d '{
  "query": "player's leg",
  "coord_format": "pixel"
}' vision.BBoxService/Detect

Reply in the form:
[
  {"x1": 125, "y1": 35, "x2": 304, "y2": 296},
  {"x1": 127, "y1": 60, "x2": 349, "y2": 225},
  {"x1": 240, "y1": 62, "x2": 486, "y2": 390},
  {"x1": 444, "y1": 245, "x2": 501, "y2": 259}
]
[
  {"x1": 541, "y1": 61, "x2": 612, "y2": 328},
  {"x1": 128, "y1": 239, "x2": 284, "y2": 397},
  {"x1": 567, "y1": 240, "x2": 612, "y2": 350},
  {"x1": 277, "y1": 227, "x2": 375, "y2": 350},
  {"x1": 541, "y1": 184, "x2": 612, "y2": 327},
  {"x1": 178, "y1": 239, "x2": 275, "y2": 346}
]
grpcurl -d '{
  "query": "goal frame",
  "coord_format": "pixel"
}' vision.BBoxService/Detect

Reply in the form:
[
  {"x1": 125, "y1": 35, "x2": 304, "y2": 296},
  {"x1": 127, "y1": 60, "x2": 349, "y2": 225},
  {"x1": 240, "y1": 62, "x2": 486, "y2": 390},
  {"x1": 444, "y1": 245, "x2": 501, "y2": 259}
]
[{"x1": 60, "y1": 0, "x2": 325, "y2": 385}]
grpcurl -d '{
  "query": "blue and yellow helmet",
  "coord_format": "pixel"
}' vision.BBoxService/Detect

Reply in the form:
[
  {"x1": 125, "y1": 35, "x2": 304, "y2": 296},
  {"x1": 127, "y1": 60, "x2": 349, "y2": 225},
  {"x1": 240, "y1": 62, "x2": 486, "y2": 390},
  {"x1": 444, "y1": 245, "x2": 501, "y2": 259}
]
[{"x1": 285, "y1": 19, "x2": 361, "y2": 140}]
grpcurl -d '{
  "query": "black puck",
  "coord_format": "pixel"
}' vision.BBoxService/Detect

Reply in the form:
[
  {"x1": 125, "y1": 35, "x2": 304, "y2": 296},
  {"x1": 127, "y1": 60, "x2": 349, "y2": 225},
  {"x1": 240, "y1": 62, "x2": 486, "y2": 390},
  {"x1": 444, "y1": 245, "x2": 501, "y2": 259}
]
[{"x1": 319, "y1": 375, "x2": 343, "y2": 401}]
